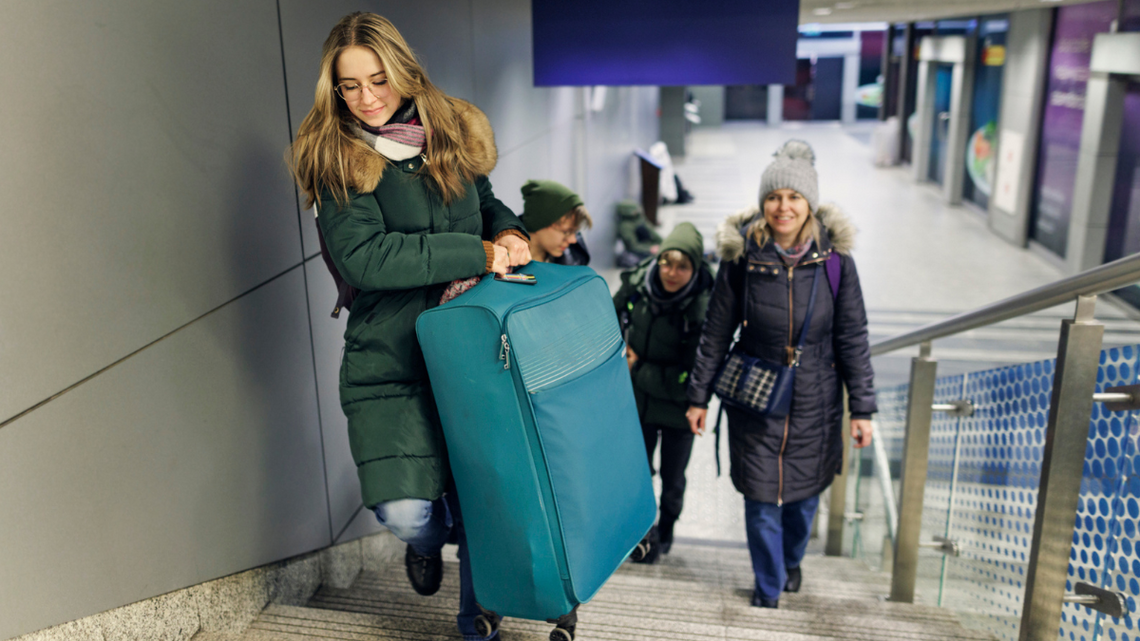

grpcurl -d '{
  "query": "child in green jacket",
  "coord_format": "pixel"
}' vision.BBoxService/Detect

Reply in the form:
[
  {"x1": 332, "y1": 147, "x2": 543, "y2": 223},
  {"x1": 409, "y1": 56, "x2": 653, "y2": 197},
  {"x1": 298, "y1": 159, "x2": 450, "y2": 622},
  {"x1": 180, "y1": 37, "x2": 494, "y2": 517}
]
[{"x1": 613, "y1": 222, "x2": 714, "y2": 562}]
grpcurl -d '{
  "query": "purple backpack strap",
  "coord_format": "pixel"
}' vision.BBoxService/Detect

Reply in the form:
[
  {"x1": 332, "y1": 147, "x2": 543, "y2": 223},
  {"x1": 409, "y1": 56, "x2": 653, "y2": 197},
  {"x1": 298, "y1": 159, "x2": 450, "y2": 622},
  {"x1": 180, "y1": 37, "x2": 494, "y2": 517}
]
[{"x1": 824, "y1": 251, "x2": 841, "y2": 300}]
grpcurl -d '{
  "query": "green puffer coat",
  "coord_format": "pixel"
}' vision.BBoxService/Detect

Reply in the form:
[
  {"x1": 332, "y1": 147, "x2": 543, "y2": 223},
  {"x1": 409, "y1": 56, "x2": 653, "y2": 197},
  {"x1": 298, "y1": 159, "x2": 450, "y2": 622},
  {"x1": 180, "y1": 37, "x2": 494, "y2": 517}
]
[
  {"x1": 317, "y1": 100, "x2": 525, "y2": 508},
  {"x1": 612, "y1": 223, "x2": 713, "y2": 430}
]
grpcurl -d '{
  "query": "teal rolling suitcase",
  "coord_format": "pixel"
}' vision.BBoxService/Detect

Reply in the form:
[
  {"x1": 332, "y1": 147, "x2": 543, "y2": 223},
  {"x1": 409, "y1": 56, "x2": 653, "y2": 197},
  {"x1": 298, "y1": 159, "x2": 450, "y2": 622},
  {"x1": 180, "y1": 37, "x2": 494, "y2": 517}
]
[{"x1": 415, "y1": 261, "x2": 656, "y2": 637}]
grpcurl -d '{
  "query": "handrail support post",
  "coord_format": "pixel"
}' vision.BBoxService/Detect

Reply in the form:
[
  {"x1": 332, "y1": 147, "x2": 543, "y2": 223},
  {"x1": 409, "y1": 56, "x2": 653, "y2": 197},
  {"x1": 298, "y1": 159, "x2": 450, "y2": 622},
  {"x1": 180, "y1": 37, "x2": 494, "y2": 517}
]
[
  {"x1": 1018, "y1": 296, "x2": 1104, "y2": 640},
  {"x1": 890, "y1": 341, "x2": 938, "y2": 603}
]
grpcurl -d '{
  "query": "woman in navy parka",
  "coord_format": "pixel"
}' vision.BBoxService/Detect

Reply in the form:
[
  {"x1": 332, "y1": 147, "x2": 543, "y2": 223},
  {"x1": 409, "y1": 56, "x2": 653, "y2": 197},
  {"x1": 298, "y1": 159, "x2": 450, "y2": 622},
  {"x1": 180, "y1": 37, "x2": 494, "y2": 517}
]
[{"x1": 686, "y1": 140, "x2": 876, "y2": 609}]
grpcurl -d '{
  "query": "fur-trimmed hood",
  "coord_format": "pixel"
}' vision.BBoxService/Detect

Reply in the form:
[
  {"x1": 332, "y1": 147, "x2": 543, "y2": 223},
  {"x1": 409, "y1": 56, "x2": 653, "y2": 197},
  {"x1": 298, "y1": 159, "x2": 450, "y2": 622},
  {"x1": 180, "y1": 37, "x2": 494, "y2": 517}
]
[
  {"x1": 343, "y1": 98, "x2": 498, "y2": 194},
  {"x1": 715, "y1": 203, "x2": 856, "y2": 263}
]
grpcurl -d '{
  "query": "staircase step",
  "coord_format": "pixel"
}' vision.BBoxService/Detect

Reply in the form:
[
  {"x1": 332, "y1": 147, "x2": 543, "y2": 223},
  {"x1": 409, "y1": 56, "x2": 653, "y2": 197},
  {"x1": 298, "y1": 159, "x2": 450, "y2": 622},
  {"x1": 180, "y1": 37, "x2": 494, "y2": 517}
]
[{"x1": 237, "y1": 543, "x2": 993, "y2": 640}]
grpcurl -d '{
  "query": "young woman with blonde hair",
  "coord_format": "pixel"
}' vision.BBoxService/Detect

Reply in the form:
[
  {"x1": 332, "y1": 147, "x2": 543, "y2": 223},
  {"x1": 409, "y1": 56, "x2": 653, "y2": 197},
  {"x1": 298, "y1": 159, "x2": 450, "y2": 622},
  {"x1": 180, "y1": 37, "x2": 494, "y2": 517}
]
[{"x1": 290, "y1": 12, "x2": 529, "y2": 640}]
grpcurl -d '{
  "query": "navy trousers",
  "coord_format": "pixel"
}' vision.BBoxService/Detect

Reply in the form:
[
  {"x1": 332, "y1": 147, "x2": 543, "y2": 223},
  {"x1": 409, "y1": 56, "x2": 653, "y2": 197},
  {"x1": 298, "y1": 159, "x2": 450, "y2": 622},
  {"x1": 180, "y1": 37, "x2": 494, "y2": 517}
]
[{"x1": 743, "y1": 495, "x2": 820, "y2": 601}]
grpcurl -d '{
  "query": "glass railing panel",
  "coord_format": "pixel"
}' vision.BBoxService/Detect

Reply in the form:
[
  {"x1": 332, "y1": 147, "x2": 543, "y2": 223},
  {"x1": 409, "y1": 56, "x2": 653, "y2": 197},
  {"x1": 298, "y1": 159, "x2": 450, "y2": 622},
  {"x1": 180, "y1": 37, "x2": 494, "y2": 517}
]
[
  {"x1": 923, "y1": 373, "x2": 967, "y2": 607},
  {"x1": 1074, "y1": 345, "x2": 1140, "y2": 641},
  {"x1": 857, "y1": 383, "x2": 908, "y2": 568},
  {"x1": 940, "y1": 358, "x2": 1054, "y2": 641}
]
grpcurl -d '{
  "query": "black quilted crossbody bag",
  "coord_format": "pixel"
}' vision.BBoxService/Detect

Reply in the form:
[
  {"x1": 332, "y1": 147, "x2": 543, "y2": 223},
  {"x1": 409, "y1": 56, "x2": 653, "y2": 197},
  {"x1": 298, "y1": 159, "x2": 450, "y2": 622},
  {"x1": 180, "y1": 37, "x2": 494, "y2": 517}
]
[{"x1": 712, "y1": 264, "x2": 821, "y2": 419}]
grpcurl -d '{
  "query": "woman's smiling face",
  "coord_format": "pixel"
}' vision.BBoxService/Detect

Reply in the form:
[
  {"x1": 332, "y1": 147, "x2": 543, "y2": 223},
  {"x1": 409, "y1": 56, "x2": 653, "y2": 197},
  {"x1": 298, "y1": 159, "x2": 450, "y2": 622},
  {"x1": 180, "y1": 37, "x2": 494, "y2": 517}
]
[
  {"x1": 335, "y1": 45, "x2": 402, "y2": 128},
  {"x1": 763, "y1": 188, "x2": 810, "y2": 245}
]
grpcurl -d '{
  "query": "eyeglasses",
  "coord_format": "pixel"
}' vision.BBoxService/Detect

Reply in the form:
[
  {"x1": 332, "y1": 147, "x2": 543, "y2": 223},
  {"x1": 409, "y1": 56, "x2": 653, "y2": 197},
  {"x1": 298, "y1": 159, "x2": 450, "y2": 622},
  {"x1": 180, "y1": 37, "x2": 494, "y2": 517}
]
[
  {"x1": 658, "y1": 258, "x2": 693, "y2": 272},
  {"x1": 335, "y1": 80, "x2": 388, "y2": 102},
  {"x1": 551, "y1": 226, "x2": 578, "y2": 240}
]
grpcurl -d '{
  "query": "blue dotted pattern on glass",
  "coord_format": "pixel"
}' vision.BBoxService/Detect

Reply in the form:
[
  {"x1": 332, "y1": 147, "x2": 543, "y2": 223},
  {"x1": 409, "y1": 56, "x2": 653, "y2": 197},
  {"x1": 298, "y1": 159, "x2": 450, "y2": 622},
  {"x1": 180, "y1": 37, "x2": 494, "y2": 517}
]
[
  {"x1": 873, "y1": 345, "x2": 1140, "y2": 641},
  {"x1": 1076, "y1": 345, "x2": 1140, "y2": 641},
  {"x1": 938, "y1": 358, "x2": 1053, "y2": 640},
  {"x1": 919, "y1": 374, "x2": 967, "y2": 604}
]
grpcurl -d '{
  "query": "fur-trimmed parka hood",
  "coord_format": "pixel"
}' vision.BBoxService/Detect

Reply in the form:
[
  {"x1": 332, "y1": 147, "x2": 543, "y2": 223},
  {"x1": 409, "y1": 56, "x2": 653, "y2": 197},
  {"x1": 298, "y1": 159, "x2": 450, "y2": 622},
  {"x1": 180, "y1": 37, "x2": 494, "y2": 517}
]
[
  {"x1": 343, "y1": 98, "x2": 497, "y2": 194},
  {"x1": 715, "y1": 203, "x2": 856, "y2": 263}
]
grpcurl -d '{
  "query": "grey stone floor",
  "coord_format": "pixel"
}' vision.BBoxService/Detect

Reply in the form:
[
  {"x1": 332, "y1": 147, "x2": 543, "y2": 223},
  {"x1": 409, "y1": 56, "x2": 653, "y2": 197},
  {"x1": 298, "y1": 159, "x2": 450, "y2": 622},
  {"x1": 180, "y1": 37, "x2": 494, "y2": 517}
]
[{"x1": 236, "y1": 544, "x2": 991, "y2": 640}]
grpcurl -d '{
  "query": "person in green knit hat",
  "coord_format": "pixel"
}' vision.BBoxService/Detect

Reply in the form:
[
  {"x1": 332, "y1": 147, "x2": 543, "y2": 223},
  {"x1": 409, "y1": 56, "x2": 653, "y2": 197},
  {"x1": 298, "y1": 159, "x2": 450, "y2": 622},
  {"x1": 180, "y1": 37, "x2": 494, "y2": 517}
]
[
  {"x1": 519, "y1": 179, "x2": 593, "y2": 265},
  {"x1": 612, "y1": 222, "x2": 714, "y2": 563}
]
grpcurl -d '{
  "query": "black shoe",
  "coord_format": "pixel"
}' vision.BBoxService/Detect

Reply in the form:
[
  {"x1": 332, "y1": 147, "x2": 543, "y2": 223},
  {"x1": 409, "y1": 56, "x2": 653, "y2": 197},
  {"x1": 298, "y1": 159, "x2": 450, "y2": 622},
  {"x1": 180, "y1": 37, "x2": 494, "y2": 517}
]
[
  {"x1": 632, "y1": 526, "x2": 661, "y2": 564},
  {"x1": 658, "y1": 519, "x2": 674, "y2": 555},
  {"x1": 784, "y1": 566, "x2": 801, "y2": 593},
  {"x1": 405, "y1": 545, "x2": 443, "y2": 596},
  {"x1": 750, "y1": 591, "x2": 778, "y2": 608}
]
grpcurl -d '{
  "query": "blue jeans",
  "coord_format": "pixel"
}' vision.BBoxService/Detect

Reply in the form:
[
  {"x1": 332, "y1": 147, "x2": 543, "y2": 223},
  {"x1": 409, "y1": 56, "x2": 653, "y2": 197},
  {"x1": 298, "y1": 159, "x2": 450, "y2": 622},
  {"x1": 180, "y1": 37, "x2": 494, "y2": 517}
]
[
  {"x1": 743, "y1": 495, "x2": 820, "y2": 601},
  {"x1": 374, "y1": 491, "x2": 489, "y2": 640}
]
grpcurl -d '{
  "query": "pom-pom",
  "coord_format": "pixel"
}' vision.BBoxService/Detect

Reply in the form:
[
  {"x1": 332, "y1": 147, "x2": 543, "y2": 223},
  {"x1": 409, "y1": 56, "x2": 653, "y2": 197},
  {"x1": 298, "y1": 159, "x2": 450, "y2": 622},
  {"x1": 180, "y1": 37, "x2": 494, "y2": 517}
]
[{"x1": 773, "y1": 139, "x2": 815, "y2": 165}]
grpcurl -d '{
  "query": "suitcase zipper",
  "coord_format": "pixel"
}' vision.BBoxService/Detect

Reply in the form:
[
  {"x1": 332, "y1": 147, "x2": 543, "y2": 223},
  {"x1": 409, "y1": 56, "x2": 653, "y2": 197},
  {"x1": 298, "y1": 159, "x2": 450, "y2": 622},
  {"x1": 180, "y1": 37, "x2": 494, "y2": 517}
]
[{"x1": 500, "y1": 334, "x2": 511, "y2": 370}]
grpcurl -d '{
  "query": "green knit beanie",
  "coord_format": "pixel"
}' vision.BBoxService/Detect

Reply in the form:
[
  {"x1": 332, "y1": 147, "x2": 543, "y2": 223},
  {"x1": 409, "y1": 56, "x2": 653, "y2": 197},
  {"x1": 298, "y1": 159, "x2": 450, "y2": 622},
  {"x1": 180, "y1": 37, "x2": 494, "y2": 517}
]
[{"x1": 520, "y1": 180, "x2": 584, "y2": 232}]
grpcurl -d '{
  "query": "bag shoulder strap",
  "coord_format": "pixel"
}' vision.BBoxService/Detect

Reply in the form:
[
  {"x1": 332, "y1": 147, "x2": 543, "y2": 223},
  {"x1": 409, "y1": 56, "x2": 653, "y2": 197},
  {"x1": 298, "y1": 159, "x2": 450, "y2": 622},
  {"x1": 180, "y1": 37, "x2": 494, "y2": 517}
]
[
  {"x1": 795, "y1": 266, "x2": 822, "y2": 351},
  {"x1": 316, "y1": 223, "x2": 359, "y2": 319}
]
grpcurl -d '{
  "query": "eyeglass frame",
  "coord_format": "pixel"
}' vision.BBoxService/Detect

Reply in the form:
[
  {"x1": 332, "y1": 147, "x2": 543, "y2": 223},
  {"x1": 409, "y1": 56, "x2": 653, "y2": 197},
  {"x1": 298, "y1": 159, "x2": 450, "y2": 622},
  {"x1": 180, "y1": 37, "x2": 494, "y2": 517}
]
[
  {"x1": 335, "y1": 80, "x2": 388, "y2": 103},
  {"x1": 548, "y1": 224, "x2": 580, "y2": 241}
]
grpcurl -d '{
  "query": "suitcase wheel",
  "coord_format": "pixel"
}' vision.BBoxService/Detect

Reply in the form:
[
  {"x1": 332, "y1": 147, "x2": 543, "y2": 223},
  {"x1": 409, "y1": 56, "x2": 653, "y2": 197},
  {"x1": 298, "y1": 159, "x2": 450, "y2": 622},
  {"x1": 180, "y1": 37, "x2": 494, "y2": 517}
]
[
  {"x1": 547, "y1": 606, "x2": 577, "y2": 641},
  {"x1": 549, "y1": 627, "x2": 574, "y2": 641},
  {"x1": 474, "y1": 608, "x2": 501, "y2": 638}
]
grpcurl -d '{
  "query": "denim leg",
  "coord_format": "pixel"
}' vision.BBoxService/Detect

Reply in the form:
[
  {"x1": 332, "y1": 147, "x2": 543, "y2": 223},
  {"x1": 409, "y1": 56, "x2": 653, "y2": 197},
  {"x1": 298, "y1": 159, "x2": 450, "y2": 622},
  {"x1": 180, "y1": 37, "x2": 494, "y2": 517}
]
[
  {"x1": 782, "y1": 495, "x2": 820, "y2": 570},
  {"x1": 445, "y1": 490, "x2": 490, "y2": 640},
  {"x1": 743, "y1": 497, "x2": 785, "y2": 601},
  {"x1": 372, "y1": 497, "x2": 450, "y2": 557}
]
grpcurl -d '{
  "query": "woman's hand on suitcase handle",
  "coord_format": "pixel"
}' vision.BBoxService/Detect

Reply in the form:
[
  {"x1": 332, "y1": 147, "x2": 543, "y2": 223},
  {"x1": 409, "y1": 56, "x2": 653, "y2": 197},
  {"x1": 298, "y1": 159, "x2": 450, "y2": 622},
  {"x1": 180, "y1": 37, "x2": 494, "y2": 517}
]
[
  {"x1": 494, "y1": 234, "x2": 531, "y2": 267},
  {"x1": 851, "y1": 418, "x2": 873, "y2": 448},
  {"x1": 687, "y1": 407, "x2": 707, "y2": 436},
  {"x1": 490, "y1": 244, "x2": 511, "y2": 275}
]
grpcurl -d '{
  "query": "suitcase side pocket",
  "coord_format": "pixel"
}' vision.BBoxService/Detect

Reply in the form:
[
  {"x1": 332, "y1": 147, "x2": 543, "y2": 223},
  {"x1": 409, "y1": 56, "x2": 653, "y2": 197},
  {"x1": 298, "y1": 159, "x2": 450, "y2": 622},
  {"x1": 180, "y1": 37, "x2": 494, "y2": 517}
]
[{"x1": 527, "y1": 345, "x2": 658, "y2": 603}]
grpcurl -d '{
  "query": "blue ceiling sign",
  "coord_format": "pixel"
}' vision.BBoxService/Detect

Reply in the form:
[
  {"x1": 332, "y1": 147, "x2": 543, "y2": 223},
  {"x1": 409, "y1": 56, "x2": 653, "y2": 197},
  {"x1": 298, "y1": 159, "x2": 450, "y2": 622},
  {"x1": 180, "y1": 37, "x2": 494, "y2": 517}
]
[{"x1": 532, "y1": 0, "x2": 800, "y2": 86}]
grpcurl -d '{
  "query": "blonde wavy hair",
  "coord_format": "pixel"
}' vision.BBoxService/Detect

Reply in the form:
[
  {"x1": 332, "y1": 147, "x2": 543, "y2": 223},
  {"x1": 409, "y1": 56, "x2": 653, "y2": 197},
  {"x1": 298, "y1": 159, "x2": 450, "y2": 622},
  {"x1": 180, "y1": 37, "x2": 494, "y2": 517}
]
[{"x1": 290, "y1": 12, "x2": 480, "y2": 209}]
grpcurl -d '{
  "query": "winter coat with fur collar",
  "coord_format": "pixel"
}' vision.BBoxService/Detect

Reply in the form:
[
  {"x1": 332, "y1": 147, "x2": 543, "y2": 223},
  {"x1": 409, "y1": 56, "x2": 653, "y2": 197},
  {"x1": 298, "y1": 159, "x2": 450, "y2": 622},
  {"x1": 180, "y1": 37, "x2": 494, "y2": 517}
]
[
  {"x1": 687, "y1": 204, "x2": 876, "y2": 505},
  {"x1": 317, "y1": 99, "x2": 526, "y2": 508}
]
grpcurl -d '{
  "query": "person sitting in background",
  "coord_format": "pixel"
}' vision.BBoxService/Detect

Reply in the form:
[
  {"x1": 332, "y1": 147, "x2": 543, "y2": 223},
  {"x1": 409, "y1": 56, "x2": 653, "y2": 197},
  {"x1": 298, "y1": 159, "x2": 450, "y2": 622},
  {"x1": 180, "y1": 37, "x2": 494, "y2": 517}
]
[
  {"x1": 519, "y1": 179, "x2": 592, "y2": 265},
  {"x1": 615, "y1": 200, "x2": 662, "y2": 268},
  {"x1": 613, "y1": 222, "x2": 714, "y2": 563}
]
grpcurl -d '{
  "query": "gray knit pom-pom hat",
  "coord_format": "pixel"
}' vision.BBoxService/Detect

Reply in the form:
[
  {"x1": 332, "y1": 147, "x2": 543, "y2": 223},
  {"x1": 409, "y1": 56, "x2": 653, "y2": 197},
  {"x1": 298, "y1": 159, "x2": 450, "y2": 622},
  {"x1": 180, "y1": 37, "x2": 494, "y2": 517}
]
[{"x1": 759, "y1": 140, "x2": 819, "y2": 213}]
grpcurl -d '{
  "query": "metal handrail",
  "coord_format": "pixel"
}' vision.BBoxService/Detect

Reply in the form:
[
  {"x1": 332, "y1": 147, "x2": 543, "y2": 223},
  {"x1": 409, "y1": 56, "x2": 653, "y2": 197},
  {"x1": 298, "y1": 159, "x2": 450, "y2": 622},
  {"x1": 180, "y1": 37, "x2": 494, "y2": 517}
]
[{"x1": 870, "y1": 252, "x2": 1140, "y2": 356}]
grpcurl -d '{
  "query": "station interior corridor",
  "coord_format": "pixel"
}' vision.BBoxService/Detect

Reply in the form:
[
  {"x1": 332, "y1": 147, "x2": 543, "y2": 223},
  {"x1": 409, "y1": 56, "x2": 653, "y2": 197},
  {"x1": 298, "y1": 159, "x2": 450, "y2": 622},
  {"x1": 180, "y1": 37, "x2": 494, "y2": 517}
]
[
  {"x1": 9, "y1": 1, "x2": 1140, "y2": 639},
  {"x1": 172, "y1": 121, "x2": 1140, "y2": 641}
]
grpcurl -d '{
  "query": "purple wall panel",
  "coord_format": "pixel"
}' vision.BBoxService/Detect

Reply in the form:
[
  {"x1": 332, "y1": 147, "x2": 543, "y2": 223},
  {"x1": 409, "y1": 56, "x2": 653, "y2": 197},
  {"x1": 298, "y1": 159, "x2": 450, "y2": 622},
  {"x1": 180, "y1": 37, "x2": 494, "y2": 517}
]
[
  {"x1": 1029, "y1": 1, "x2": 1119, "y2": 256},
  {"x1": 532, "y1": 0, "x2": 799, "y2": 86}
]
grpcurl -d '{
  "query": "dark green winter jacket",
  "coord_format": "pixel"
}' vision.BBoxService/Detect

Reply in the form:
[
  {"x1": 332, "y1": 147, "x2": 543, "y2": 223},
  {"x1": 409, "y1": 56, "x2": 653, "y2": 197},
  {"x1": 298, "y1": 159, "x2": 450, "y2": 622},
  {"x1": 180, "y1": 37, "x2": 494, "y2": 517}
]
[
  {"x1": 316, "y1": 100, "x2": 525, "y2": 507},
  {"x1": 613, "y1": 223, "x2": 713, "y2": 430}
]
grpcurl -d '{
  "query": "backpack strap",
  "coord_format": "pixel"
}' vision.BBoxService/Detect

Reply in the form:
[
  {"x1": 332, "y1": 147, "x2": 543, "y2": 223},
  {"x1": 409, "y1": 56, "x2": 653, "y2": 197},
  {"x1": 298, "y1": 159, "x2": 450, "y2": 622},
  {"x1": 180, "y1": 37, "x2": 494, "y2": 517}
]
[
  {"x1": 316, "y1": 223, "x2": 359, "y2": 319},
  {"x1": 824, "y1": 251, "x2": 841, "y2": 301}
]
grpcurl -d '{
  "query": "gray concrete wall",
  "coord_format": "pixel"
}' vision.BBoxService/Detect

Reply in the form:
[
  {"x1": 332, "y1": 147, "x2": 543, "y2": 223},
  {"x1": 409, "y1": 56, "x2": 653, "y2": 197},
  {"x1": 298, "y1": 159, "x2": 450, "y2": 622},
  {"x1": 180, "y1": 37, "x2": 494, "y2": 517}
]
[
  {"x1": 0, "y1": 0, "x2": 657, "y2": 638},
  {"x1": 989, "y1": 9, "x2": 1054, "y2": 247},
  {"x1": 689, "y1": 86, "x2": 726, "y2": 127}
]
